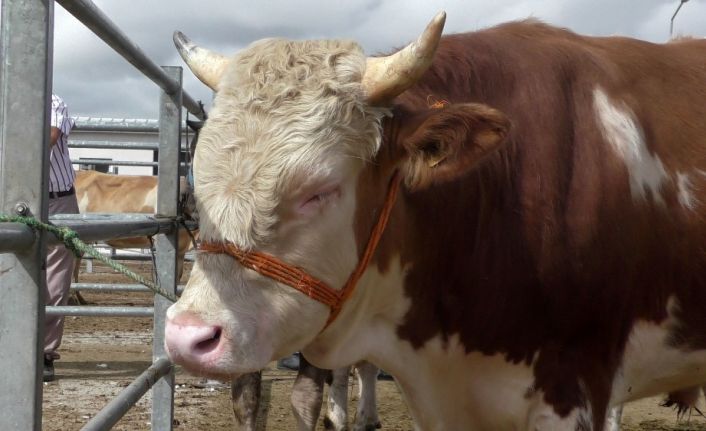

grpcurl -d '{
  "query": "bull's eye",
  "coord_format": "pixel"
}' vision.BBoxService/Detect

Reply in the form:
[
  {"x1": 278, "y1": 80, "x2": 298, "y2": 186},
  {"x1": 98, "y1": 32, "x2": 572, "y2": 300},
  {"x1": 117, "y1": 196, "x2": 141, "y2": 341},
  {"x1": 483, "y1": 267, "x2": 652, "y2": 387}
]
[{"x1": 298, "y1": 185, "x2": 341, "y2": 215}]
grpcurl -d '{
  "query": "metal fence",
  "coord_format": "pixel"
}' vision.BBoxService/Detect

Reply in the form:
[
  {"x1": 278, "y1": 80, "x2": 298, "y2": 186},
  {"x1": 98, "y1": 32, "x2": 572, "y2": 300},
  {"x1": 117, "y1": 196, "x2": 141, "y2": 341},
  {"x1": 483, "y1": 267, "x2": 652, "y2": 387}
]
[
  {"x1": 0, "y1": 0, "x2": 205, "y2": 429},
  {"x1": 70, "y1": 117, "x2": 199, "y2": 174}
]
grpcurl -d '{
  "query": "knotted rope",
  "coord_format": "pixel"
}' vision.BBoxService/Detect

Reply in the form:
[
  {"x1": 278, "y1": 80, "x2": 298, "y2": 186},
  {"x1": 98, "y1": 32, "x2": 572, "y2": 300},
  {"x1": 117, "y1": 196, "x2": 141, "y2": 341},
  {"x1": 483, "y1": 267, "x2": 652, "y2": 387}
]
[{"x1": 0, "y1": 214, "x2": 177, "y2": 302}]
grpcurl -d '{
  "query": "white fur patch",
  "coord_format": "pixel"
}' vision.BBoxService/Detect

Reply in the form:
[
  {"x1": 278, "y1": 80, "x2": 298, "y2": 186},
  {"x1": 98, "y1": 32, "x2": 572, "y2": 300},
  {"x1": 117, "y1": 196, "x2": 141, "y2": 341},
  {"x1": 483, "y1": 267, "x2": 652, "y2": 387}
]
[
  {"x1": 676, "y1": 172, "x2": 697, "y2": 210},
  {"x1": 302, "y1": 253, "x2": 412, "y2": 367},
  {"x1": 308, "y1": 258, "x2": 581, "y2": 430},
  {"x1": 593, "y1": 87, "x2": 668, "y2": 205},
  {"x1": 142, "y1": 186, "x2": 157, "y2": 211},
  {"x1": 353, "y1": 362, "x2": 381, "y2": 431},
  {"x1": 526, "y1": 390, "x2": 592, "y2": 431},
  {"x1": 605, "y1": 405, "x2": 623, "y2": 431},
  {"x1": 382, "y1": 334, "x2": 538, "y2": 430},
  {"x1": 77, "y1": 193, "x2": 89, "y2": 213},
  {"x1": 326, "y1": 366, "x2": 350, "y2": 430},
  {"x1": 611, "y1": 297, "x2": 706, "y2": 405}
]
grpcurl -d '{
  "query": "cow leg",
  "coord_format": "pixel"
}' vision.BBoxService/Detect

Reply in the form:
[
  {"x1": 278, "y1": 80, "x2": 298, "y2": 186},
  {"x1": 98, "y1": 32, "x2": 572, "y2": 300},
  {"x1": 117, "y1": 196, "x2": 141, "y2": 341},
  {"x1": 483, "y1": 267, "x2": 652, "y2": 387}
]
[
  {"x1": 72, "y1": 256, "x2": 81, "y2": 283},
  {"x1": 291, "y1": 355, "x2": 328, "y2": 430},
  {"x1": 324, "y1": 366, "x2": 351, "y2": 430},
  {"x1": 352, "y1": 361, "x2": 381, "y2": 431},
  {"x1": 68, "y1": 257, "x2": 88, "y2": 305},
  {"x1": 231, "y1": 371, "x2": 262, "y2": 431},
  {"x1": 177, "y1": 258, "x2": 184, "y2": 282},
  {"x1": 604, "y1": 405, "x2": 622, "y2": 431}
]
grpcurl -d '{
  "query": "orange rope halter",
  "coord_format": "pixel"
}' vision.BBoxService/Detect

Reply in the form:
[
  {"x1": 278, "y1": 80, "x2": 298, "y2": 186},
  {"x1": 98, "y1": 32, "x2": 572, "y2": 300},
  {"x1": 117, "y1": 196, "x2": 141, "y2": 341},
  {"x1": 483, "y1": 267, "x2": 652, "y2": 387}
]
[
  {"x1": 427, "y1": 94, "x2": 449, "y2": 109},
  {"x1": 198, "y1": 171, "x2": 402, "y2": 329}
]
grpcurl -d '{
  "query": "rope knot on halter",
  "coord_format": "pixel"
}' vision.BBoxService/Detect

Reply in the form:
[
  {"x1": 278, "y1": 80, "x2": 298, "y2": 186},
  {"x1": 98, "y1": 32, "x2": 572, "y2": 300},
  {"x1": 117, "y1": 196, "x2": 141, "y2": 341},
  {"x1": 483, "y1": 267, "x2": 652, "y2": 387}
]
[{"x1": 198, "y1": 171, "x2": 402, "y2": 329}]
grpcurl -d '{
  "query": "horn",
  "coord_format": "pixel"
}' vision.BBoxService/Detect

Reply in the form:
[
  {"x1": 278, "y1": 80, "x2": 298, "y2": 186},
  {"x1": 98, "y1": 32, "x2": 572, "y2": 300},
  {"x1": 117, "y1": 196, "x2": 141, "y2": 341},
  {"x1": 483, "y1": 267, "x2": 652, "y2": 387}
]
[
  {"x1": 362, "y1": 12, "x2": 446, "y2": 104},
  {"x1": 173, "y1": 31, "x2": 229, "y2": 91}
]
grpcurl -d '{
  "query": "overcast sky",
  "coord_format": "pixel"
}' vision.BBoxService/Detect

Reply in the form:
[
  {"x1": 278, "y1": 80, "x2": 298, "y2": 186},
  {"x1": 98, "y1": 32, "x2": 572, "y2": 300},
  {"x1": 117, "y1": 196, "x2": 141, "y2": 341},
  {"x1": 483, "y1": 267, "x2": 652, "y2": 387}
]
[{"x1": 40, "y1": 0, "x2": 706, "y2": 120}]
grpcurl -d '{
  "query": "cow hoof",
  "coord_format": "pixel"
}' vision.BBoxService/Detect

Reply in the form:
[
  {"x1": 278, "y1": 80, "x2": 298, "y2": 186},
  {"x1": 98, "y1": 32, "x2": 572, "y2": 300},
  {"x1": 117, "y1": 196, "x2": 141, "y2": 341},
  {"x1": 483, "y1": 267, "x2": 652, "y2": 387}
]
[
  {"x1": 367, "y1": 422, "x2": 382, "y2": 430},
  {"x1": 323, "y1": 415, "x2": 349, "y2": 431}
]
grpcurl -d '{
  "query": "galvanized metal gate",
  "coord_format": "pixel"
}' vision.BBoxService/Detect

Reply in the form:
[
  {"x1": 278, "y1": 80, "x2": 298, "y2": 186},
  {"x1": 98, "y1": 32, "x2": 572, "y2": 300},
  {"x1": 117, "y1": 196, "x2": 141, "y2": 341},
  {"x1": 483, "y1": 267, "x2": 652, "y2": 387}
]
[{"x1": 0, "y1": 0, "x2": 206, "y2": 429}]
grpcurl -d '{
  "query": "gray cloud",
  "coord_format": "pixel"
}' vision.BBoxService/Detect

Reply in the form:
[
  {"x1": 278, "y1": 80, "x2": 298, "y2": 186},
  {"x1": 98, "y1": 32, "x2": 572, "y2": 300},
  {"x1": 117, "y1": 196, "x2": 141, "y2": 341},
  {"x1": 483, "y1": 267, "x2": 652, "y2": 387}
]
[{"x1": 16, "y1": 0, "x2": 698, "y2": 118}]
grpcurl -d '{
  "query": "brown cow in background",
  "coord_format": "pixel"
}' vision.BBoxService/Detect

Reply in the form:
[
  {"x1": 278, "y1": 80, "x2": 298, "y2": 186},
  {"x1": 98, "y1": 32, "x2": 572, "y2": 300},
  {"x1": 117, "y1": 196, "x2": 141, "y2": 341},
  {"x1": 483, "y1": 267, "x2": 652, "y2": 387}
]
[{"x1": 72, "y1": 169, "x2": 197, "y2": 282}]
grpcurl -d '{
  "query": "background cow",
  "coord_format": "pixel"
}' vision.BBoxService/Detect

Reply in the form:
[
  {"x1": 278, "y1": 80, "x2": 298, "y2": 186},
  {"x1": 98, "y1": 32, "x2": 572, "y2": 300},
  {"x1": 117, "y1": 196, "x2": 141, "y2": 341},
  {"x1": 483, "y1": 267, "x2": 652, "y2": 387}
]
[
  {"x1": 73, "y1": 169, "x2": 197, "y2": 281},
  {"x1": 165, "y1": 12, "x2": 706, "y2": 430}
]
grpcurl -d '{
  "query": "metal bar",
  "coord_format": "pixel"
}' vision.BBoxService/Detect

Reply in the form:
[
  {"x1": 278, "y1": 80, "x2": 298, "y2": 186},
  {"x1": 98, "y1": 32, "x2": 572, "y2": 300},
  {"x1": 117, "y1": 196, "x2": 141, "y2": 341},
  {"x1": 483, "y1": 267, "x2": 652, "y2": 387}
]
[
  {"x1": 71, "y1": 283, "x2": 184, "y2": 295},
  {"x1": 51, "y1": 213, "x2": 170, "y2": 221},
  {"x1": 78, "y1": 252, "x2": 196, "y2": 262},
  {"x1": 71, "y1": 158, "x2": 188, "y2": 168},
  {"x1": 0, "y1": 0, "x2": 52, "y2": 429},
  {"x1": 69, "y1": 140, "x2": 191, "y2": 151},
  {"x1": 47, "y1": 215, "x2": 174, "y2": 245},
  {"x1": 670, "y1": 0, "x2": 690, "y2": 38},
  {"x1": 80, "y1": 253, "x2": 155, "y2": 261},
  {"x1": 72, "y1": 117, "x2": 195, "y2": 133},
  {"x1": 74, "y1": 117, "x2": 159, "y2": 132},
  {"x1": 54, "y1": 0, "x2": 205, "y2": 120},
  {"x1": 46, "y1": 306, "x2": 154, "y2": 317},
  {"x1": 81, "y1": 358, "x2": 172, "y2": 431},
  {"x1": 72, "y1": 159, "x2": 189, "y2": 168},
  {"x1": 71, "y1": 140, "x2": 158, "y2": 150},
  {"x1": 152, "y1": 66, "x2": 182, "y2": 431},
  {"x1": 0, "y1": 223, "x2": 36, "y2": 252}
]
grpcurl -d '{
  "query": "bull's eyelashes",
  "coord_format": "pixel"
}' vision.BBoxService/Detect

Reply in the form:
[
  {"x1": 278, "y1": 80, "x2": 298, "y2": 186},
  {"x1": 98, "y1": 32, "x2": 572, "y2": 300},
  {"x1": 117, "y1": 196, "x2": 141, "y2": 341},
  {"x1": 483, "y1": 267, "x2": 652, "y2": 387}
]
[{"x1": 297, "y1": 184, "x2": 342, "y2": 216}]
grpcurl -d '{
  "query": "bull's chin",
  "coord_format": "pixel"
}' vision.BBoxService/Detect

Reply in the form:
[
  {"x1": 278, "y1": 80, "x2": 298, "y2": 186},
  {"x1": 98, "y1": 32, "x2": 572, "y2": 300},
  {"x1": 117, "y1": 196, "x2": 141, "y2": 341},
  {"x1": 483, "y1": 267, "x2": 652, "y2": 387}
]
[{"x1": 175, "y1": 359, "x2": 265, "y2": 381}]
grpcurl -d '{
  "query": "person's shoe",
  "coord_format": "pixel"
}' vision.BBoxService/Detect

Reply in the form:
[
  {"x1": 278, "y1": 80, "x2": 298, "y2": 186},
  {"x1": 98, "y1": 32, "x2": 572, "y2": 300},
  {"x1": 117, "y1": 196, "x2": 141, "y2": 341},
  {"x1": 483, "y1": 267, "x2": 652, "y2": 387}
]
[
  {"x1": 43, "y1": 357, "x2": 55, "y2": 382},
  {"x1": 276, "y1": 352, "x2": 300, "y2": 371}
]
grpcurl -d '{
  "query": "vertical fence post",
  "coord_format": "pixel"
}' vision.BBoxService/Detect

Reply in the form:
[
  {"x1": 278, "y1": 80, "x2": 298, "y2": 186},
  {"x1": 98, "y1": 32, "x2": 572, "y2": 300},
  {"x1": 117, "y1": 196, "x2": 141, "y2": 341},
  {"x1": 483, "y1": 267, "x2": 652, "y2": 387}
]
[
  {"x1": 152, "y1": 66, "x2": 182, "y2": 430},
  {"x1": 0, "y1": 0, "x2": 53, "y2": 429}
]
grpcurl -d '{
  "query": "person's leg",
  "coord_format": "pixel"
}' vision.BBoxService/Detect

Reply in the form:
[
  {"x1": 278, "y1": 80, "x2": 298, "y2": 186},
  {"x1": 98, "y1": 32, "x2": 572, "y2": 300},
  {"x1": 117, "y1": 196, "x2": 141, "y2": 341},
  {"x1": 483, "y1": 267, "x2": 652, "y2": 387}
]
[{"x1": 44, "y1": 194, "x2": 79, "y2": 381}]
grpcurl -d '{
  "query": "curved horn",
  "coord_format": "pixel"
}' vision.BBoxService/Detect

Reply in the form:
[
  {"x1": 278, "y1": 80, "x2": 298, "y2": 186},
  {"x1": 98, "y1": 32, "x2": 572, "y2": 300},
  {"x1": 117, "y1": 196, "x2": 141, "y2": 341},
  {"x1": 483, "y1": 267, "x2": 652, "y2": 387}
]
[
  {"x1": 362, "y1": 12, "x2": 446, "y2": 104},
  {"x1": 173, "y1": 31, "x2": 229, "y2": 91}
]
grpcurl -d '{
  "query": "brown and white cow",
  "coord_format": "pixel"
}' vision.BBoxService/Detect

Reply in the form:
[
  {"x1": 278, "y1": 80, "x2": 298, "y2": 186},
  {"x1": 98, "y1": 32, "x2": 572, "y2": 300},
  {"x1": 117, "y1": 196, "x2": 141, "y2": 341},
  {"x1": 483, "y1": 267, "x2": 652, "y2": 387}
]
[
  {"x1": 164, "y1": 12, "x2": 706, "y2": 430},
  {"x1": 74, "y1": 169, "x2": 197, "y2": 279}
]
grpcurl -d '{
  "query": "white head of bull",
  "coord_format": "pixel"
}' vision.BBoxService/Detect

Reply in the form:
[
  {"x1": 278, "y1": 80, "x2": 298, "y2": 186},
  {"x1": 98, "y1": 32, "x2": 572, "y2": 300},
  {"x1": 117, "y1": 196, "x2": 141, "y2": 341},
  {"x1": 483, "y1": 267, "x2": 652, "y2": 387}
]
[{"x1": 165, "y1": 11, "x2": 511, "y2": 378}]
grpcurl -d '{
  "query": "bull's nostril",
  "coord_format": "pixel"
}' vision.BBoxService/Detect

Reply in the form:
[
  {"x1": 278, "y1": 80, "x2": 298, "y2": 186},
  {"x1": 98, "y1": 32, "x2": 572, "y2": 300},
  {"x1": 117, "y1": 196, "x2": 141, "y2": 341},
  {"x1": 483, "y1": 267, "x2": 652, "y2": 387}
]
[{"x1": 193, "y1": 326, "x2": 222, "y2": 354}]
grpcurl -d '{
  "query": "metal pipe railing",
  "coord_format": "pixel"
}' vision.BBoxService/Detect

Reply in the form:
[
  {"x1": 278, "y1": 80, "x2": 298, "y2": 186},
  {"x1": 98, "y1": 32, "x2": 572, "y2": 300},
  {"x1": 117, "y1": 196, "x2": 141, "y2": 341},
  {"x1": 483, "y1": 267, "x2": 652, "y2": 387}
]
[
  {"x1": 0, "y1": 215, "x2": 179, "y2": 251},
  {"x1": 55, "y1": 0, "x2": 206, "y2": 120},
  {"x1": 46, "y1": 306, "x2": 154, "y2": 317},
  {"x1": 72, "y1": 283, "x2": 185, "y2": 295},
  {"x1": 72, "y1": 117, "x2": 199, "y2": 133},
  {"x1": 71, "y1": 158, "x2": 187, "y2": 168},
  {"x1": 151, "y1": 65, "x2": 182, "y2": 429},
  {"x1": 0, "y1": 1, "x2": 52, "y2": 427},
  {"x1": 81, "y1": 358, "x2": 173, "y2": 431},
  {"x1": 1, "y1": 0, "x2": 201, "y2": 429},
  {"x1": 48, "y1": 213, "x2": 175, "y2": 245},
  {"x1": 0, "y1": 223, "x2": 36, "y2": 252},
  {"x1": 69, "y1": 140, "x2": 191, "y2": 151}
]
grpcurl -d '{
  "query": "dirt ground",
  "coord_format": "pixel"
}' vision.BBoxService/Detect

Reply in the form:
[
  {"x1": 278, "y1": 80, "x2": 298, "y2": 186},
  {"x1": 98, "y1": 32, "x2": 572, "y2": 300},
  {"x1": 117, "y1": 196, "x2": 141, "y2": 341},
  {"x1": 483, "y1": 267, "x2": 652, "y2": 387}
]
[{"x1": 41, "y1": 261, "x2": 706, "y2": 430}]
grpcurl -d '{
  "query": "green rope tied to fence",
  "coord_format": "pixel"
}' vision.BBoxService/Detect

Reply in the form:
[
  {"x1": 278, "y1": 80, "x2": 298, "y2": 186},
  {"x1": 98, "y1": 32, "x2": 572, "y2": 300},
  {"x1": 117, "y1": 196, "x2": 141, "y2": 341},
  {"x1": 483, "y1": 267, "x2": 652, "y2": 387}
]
[{"x1": 0, "y1": 214, "x2": 178, "y2": 302}]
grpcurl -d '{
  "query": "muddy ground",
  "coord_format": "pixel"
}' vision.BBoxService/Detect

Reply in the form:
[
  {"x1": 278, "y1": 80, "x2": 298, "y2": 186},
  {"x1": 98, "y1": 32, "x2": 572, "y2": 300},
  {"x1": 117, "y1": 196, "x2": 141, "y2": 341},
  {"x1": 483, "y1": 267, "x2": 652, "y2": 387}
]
[{"x1": 41, "y1": 261, "x2": 706, "y2": 430}]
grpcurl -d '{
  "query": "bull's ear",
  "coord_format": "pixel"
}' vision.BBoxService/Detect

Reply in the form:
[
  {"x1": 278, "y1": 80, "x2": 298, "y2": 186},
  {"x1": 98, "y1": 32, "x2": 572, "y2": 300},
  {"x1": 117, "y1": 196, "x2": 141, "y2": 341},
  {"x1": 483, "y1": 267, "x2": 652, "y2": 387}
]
[{"x1": 400, "y1": 103, "x2": 510, "y2": 190}]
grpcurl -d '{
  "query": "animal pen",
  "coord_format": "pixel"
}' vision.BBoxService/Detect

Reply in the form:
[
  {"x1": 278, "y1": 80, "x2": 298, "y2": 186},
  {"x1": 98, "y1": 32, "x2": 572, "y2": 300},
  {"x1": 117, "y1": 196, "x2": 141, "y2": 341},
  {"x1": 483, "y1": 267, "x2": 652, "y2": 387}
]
[{"x1": 0, "y1": 0, "x2": 205, "y2": 429}]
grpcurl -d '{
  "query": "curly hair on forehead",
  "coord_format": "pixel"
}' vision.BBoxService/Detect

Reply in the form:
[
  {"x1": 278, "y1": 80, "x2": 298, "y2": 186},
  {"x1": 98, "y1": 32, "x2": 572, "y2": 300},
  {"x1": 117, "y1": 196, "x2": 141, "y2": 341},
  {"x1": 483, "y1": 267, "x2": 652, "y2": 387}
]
[{"x1": 195, "y1": 37, "x2": 389, "y2": 249}]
